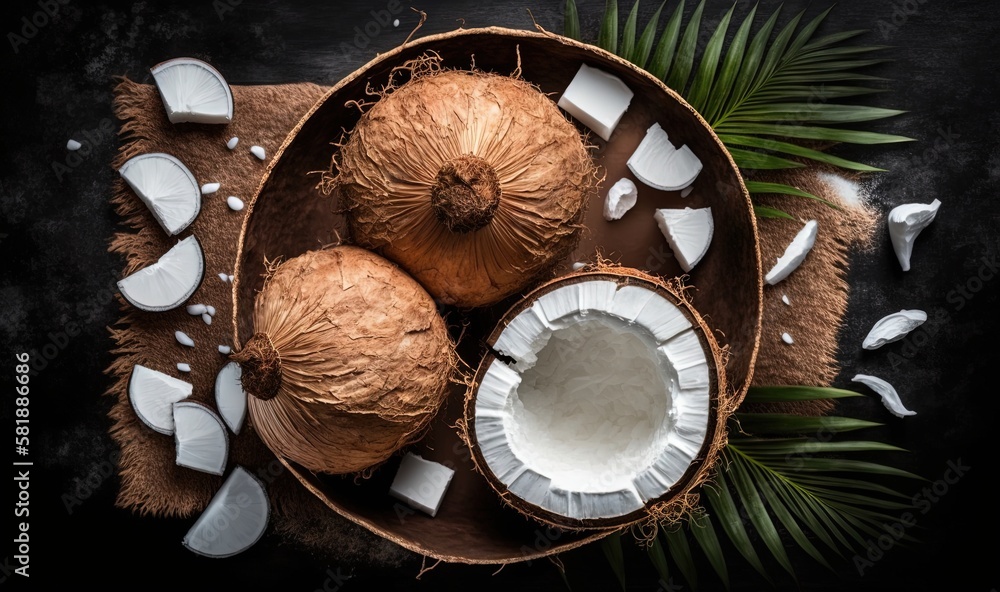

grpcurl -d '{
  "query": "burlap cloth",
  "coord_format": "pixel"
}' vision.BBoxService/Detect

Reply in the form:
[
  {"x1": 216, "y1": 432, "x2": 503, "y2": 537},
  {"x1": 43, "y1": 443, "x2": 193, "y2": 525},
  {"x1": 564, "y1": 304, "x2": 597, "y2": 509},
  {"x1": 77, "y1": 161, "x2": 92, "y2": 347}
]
[{"x1": 105, "y1": 79, "x2": 876, "y2": 566}]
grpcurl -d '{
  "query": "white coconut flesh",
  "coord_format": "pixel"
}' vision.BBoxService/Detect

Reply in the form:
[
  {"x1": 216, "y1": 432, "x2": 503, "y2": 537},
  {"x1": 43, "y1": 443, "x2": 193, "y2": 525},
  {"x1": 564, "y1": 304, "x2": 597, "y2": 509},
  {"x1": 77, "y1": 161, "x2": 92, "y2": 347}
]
[
  {"x1": 215, "y1": 361, "x2": 247, "y2": 434},
  {"x1": 119, "y1": 153, "x2": 201, "y2": 236},
  {"x1": 653, "y1": 207, "x2": 714, "y2": 272},
  {"x1": 151, "y1": 57, "x2": 234, "y2": 124},
  {"x1": 183, "y1": 466, "x2": 269, "y2": 558},
  {"x1": 128, "y1": 364, "x2": 193, "y2": 435},
  {"x1": 478, "y1": 280, "x2": 712, "y2": 521},
  {"x1": 117, "y1": 236, "x2": 205, "y2": 312},
  {"x1": 627, "y1": 123, "x2": 703, "y2": 191},
  {"x1": 173, "y1": 401, "x2": 229, "y2": 475}
]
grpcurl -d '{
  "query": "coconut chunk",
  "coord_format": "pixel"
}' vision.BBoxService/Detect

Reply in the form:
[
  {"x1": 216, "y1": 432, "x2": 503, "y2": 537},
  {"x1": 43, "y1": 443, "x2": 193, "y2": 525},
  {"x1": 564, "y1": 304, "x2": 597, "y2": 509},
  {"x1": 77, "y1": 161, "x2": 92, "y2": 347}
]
[
  {"x1": 765, "y1": 220, "x2": 818, "y2": 285},
  {"x1": 782, "y1": 294, "x2": 791, "y2": 306},
  {"x1": 250, "y1": 145, "x2": 266, "y2": 160},
  {"x1": 67, "y1": 139, "x2": 82, "y2": 151},
  {"x1": 782, "y1": 332, "x2": 794, "y2": 345},
  {"x1": 173, "y1": 401, "x2": 229, "y2": 475},
  {"x1": 118, "y1": 236, "x2": 205, "y2": 312},
  {"x1": 888, "y1": 199, "x2": 941, "y2": 271},
  {"x1": 175, "y1": 330, "x2": 195, "y2": 347},
  {"x1": 182, "y1": 466, "x2": 269, "y2": 557},
  {"x1": 557, "y1": 63, "x2": 634, "y2": 141},
  {"x1": 151, "y1": 57, "x2": 234, "y2": 124},
  {"x1": 653, "y1": 207, "x2": 714, "y2": 272},
  {"x1": 227, "y1": 196, "x2": 245, "y2": 211},
  {"x1": 226, "y1": 136, "x2": 239, "y2": 150},
  {"x1": 627, "y1": 123, "x2": 703, "y2": 191},
  {"x1": 863, "y1": 309, "x2": 927, "y2": 350},
  {"x1": 177, "y1": 363, "x2": 191, "y2": 373},
  {"x1": 215, "y1": 362, "x2": 247, "y2": 434},
  {"x1": 119, "y1": 153, "x2": 201, "y2": 236},
  {"x1": 388, "y1": 453, "x2": 455, "y2": 517},
  {"x1": 128, "y1": 364, "x2": 192, "y2": 435},
  {"x1": 603, "y1": 178, "x2": 638, "y2": 221},
  {"x1": 201, "y1": 182, "x2": 220, "y2": 195},
  {"x1": 852, "y1": 374, "x2": 916, "y2": 418}
]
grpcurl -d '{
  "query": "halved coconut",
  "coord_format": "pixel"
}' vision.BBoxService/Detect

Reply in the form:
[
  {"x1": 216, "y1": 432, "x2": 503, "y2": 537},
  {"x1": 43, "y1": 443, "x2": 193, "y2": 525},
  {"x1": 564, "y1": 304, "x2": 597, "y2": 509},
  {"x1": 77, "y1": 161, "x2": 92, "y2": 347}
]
[
  {"x1": 215, "y1": 362, "x2": 247, "y2": 434},
  {"x1": 174, "y1": 401, "x2": 229, "y2": 475},
  {"x1": 151, "y1": 57, "x2": 234, "y2": 124},
  {"x1": 119, "y1": 153, "x2": 201, "y2": 236},
  {"x1": 627, "y1": 123, "x2": 703, "y2": 191},
  {"x1": 182, "y1": 466, "x2": 270, "y2": 557},
  {"x1": 128, "y1": 364, "x2": 192, "y2": 434},
  {"x1": 653, "y1": 207, "x2": 714, "y2": 272},
  {"x1": 118, "y1": 236, "x2": 205, "y2": 312},
  {"x1": 464, "y1": 270, "x2": 725, "y2": 529}
]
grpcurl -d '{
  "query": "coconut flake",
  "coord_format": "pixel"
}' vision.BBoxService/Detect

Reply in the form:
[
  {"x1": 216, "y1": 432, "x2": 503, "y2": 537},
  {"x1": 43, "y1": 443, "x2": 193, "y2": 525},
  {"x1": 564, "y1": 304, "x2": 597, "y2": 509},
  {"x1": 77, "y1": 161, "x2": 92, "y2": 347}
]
[
  {"x1": 226, "y1": 136, "x2": 239, "y2": 150},
  {"x1": 888, "y1": 200, "x2": 941, "y2": 272},
  {"x1": 119, "y1": 153, "x2": 201, "y2": 236},
  {"x1": 218, "y1": 272, "x2": 230, "y2": 283},
  {"x1": 206, "y1": 305, "x2": 216, "y2": 316},
  {"x1": 183, "y1": 466, "x2": 269, "y2": 557},
  {"x1": 186, "y1": 303, "x2": 207, "y2": 315},
  {"x1": 782, "y1": 332, "x2": 794, "y2": 345},
  {"x1": 627, "y1": 123, "x2": 702, "y2": 191},
  {"x1": 227, "y1": 196, "x2": 244, "y2": 211},
  {"x1": 782, "y1": 294, "x2": 791, "y2": 306},
  {"x1": 201, "y1": 182, "x2": 220, "y2": 195},
  {"x1": 765, "y1": 220, "x2": 818, "y2": 285},
  {"x1": 557, "y1": 63, "x2": 634, "y2": 141},
  {"x1": 118, "y1": 236, "x2": 205, "y2": 312},
  {"x1": 215, "y1": 362, "x2": 246, "y2": 434},
  {"x1": 173, "y1": 401, "x2": 229, "y2": 474},
  {"x1": 863, "y1": 309, "x2": 927, "y2": 350},
  {"x1": 250, "y1": 145, "x2": 266, "y2": 160},
  {"x1": 202, "y1": 313, "x2": 212, "y2": 325},
  {"x1": 177, "y1": 363, "x2": 191, "y2": 373},
  {"x1": 66, "y1": 139, "x2": 82, "y2": 151},
  {"x1": 151, "y1": 57, "x2": 234, "y2": 124},
  {"x1": 218, "y1": 345, "x2": 232, "y2": 355},
  {"x1": 603, "y1": 178, "x2": 638, "y2": 221},
  {"x1": 228, "y1": 274, "x2": 234, "y2": 282},
  {"x1": 571, "y1": 262, "x2": 586, "y2": 271},
  {"x1": 653, "y1": 207, "x2": 714, "y2": 272},
  {"x1": 128, "y1": 364, "x2": 192, "y2": 434},
  {"x1": 852, "y1": 374, "x2": 916, "y2": 418},
  {"x1": 680, "y1": 185, "x2": 694, "y2": 198},
  {"x1": 389, "y1": 453, "x2": 455, "y2": 517},
  {"x1": 175, "y1": 330, "x2": 195, "y2": 347}
]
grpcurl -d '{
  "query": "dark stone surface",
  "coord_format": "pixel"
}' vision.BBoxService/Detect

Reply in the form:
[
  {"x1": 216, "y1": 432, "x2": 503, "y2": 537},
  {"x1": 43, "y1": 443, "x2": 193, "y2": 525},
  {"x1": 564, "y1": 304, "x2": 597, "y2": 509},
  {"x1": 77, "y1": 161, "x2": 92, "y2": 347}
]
[{"x1": 1, "y1": 0, "x2": 996, "y2": 589}]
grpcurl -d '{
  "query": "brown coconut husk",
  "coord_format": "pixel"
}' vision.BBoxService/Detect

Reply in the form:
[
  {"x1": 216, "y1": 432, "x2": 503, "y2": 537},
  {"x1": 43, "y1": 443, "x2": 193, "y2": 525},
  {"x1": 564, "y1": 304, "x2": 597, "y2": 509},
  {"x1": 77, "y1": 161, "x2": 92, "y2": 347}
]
[
  {"x1": 234, "y1": 246, "x2": 458, "y2": 476},
  {"x1": 460, "y1": 267, "x2": 733, "y2": 533},
  {"x1": 319, "y1": 53, "x2": 601, "y2": 309}
]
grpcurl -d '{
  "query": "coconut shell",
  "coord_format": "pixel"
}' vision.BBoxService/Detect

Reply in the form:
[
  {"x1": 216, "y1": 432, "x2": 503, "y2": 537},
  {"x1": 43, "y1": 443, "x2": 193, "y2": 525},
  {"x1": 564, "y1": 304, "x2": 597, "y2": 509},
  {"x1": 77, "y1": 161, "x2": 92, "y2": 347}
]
[
  {"x1": 235, "y1": 246, "x2": 455, "y2": 475},
  {"x1": 326, "y1": 66, "x2": 598, "y2": 308},
  {"x1": 461, "y1": 267, "x2": 733, "y2": 531}
]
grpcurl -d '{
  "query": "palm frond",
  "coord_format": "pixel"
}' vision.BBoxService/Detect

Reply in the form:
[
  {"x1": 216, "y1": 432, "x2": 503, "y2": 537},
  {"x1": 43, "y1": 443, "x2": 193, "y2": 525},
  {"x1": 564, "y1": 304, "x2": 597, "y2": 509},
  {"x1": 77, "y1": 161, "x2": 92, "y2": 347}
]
[{"x1": 601, "y1": 531, "x2": 627, "y2": 591}]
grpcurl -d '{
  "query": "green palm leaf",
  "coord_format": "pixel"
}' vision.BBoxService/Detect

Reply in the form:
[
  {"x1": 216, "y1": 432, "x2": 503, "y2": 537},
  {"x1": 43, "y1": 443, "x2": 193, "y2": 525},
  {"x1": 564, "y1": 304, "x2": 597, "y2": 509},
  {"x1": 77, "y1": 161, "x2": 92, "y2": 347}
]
[
  {"x1": 601, "y1": 531, "x2": 627, "y2": 591},
  {"x1": 564, "y1": 0, "x2": 580, "y2": 40}
]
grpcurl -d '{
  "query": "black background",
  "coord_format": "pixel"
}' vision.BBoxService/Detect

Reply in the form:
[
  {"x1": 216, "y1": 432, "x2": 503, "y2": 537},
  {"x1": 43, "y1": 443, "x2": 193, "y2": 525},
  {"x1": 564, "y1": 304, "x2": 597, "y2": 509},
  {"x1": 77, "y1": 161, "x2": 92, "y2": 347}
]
[{"x1": 1, "y1": 0, "x2": 998, "y2": 590}]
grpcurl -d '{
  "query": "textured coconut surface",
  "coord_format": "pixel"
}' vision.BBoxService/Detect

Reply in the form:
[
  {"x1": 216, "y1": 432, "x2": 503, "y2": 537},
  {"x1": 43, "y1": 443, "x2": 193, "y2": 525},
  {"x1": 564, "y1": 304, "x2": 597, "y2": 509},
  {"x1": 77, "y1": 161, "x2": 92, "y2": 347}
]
[{"x1": 107, "y1": 79, "x2": 873, "y2": 565}]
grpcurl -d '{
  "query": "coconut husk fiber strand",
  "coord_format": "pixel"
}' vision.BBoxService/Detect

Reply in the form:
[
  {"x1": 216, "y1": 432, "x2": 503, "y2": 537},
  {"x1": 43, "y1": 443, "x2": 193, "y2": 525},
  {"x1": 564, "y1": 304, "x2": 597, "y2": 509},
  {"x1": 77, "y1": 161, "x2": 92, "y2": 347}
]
[{"x1": 105, "y1": 81, "x2": 876, "y2": 564}]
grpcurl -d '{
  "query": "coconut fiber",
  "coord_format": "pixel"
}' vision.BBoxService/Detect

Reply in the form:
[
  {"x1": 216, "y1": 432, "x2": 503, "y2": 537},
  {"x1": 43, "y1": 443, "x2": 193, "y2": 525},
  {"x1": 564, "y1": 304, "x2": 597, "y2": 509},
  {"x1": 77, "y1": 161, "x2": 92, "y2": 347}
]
[{"x1": 105, "y1": 79, "x2": 876, "y2": 565}]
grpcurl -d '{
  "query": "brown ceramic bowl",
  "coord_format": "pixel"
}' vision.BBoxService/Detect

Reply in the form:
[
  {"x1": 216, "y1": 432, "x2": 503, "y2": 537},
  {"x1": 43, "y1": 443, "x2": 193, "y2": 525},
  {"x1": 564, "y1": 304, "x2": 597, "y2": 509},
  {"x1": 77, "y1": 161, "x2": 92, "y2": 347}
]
[{"x1": 232, "y1": 26, "x2": 762, "y2": 564}]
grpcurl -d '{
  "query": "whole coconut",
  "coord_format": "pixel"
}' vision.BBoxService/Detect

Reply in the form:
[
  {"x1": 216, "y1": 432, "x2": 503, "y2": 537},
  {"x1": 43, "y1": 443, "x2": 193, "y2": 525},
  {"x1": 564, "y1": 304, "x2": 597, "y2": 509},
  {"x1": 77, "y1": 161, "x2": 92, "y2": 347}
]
[
  {"x1": 233, "y1": 246, "x2": 455, "y2": 475},
  {"x1": 323, "y1": 64, "x2": 599, "y2": 308}
]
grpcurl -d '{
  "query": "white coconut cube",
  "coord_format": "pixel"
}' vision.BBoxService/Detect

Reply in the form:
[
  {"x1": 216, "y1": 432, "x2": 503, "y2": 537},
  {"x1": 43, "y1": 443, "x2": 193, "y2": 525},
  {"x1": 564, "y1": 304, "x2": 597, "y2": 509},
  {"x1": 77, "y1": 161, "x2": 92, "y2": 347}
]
[
  {"x1": 389, "y1": 453, "x2": 455, "y2": 517},
  {"x1": 557, "y1": 63, "x2": 634, "y2": 141}
]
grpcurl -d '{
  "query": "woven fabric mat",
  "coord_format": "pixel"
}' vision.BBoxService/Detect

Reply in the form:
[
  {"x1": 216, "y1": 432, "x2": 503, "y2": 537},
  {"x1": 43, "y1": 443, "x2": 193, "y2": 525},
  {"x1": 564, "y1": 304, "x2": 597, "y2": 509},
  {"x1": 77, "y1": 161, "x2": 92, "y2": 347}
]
[{"x1": 105, "y1": 79, "x2": 876, "y2": 566}]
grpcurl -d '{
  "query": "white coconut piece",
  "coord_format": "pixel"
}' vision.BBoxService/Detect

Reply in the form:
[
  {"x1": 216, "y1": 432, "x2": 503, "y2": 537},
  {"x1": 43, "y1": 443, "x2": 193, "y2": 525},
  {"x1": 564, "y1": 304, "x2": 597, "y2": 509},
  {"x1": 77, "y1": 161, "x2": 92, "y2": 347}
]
[
  {"x1": 187, "y1": 303, "x2": 207, "y2": 315},
  {"x1": 627, "y1": 123, "x2": 703, "y2": 191},
  {"x1": 177, "y1": 363, "x2": 191, "y2": 373},
  {"x1": 476, "y1": 281, "x2": 713, "y2": 521},
  {"x1": 680, "y1": 185, "x2": 694, "y2": 198},
  {"x1": 250, "y1": 145, "x2": 266, "y2": 160},
  {"x1": 603, "y1": 178, "x2": 638, "y2": 221},
  {"x1": 201, "y1": 182, "x2": 220, "y2": 195},
  {"x1": 119, "y1": 153, "x2": 201, "y2": 236},
  {"x1": 128, "y1": 364, "x2": 192, "y2": 435},
  {"x1": 765, "y1": 220, "x2": 818, "y2": 285},
  {"x1": 888, "y1": 199, "x2": 941, "y2": 272},
  {"x1": 227, "y1": 196, "x2": 244, "y2": 211},
  {"x1": 202, "y1": 313, "x2": 213, "y2": 325},
  {"x1": 118, "y1": 236, "x2": 205, "y2": 312},
  {"x1": 388, "y1": 453, "x2": 456, "y2": 517},
  {"x1": 228, "y1": 274, "x2": 234, "y2": 282},
  {"x1": 863, "y1": 309, "x2": 927, "y2": 350},
  {"x1": 151, "y1": 57, "x2": 234, "y2": 124},
  {"x1": 218, "y1": 272, "x2": 230, "y2": 283},
  {"x1": 782, "y1": 332, "x2": 794, "y2": 345},
  {"x1": 226, "y1": 136, "x2": 239, "y2": 150},
  {"x1": 182, "y1": 466, "x2": 269, "y2": 558},
  {"x1": 557, "y1": 63, "x2": 634, "y2": 141},
  {"x1": 782, "y1": 294, "x2": 791, "y2": 306},
  {"x1": 215, "y1": 362, "x2": 247, "y2": 435},
  {"x1": 218, "y1": 345, "x2": 232, "y2": 355},
  {"x1": 206, "y1": 305, "x2": 216, "y2": 316},
  {"x1": 173, "y1": 401, "x2": 229, "y2": 475},
  {"x1": 67, "y1": 139, "x2": 82, "y2": 151},
  {"x1": 175, "y1": 330, "x2": 195, "y2": 347},
  {"x1": 571, "y1": 262, "x2": 587, "y2": 271},
  {"x1": 852, "y1": 374, "x2": 916, "y2": 418},
  {"x1": 653, "y1": 207, "x2": 714, "y2": 272}
]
